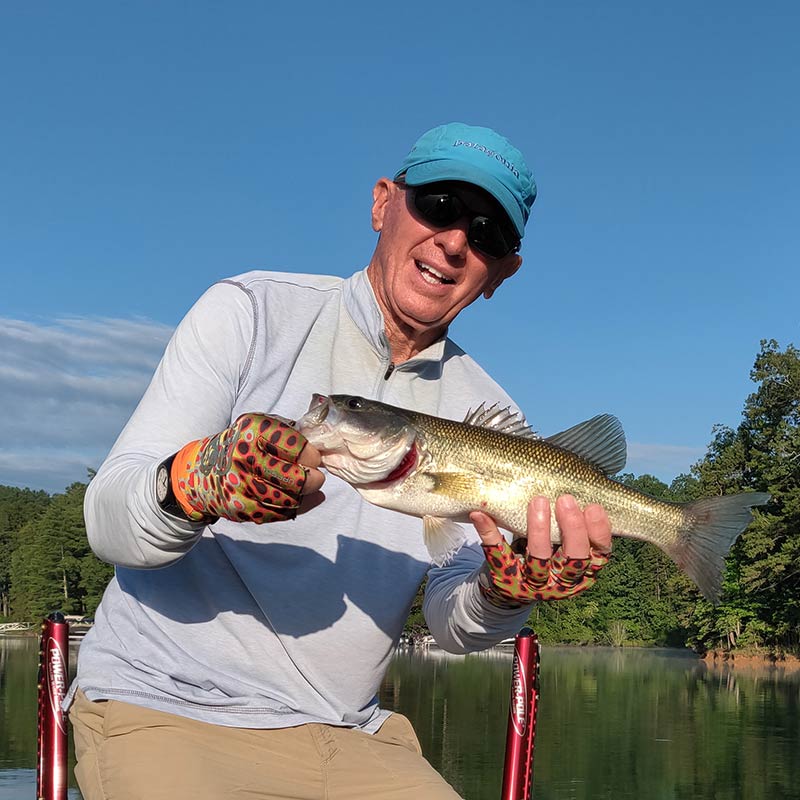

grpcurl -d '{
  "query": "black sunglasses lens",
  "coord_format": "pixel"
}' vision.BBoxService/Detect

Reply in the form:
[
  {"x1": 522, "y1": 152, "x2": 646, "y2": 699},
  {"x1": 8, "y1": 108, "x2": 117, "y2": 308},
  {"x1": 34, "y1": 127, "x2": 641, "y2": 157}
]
[
  {"x1": 469, "y1": 217, "x2": 518, "y2": 259},
  {"x1": 413, "y1": 191, "x2": 463, "y2": 226}
]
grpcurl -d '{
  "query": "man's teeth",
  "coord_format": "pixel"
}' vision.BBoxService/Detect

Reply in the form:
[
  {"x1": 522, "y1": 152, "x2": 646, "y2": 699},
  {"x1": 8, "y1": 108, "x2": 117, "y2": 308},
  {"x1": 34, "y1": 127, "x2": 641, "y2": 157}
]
[{"x1": 416, "y1": 262, "x2": 454, "y2": 284}]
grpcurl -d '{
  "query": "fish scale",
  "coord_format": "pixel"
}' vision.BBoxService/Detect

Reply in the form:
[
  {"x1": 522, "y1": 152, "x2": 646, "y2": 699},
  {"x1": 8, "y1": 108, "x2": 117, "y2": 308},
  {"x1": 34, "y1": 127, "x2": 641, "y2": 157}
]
[{"x1": 420, "y1": 416, "x2": 685, "y2": 546}]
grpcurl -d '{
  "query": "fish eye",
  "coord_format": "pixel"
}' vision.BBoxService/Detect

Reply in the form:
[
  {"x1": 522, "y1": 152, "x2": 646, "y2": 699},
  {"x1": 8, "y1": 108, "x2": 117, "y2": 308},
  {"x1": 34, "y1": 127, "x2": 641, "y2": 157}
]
[{"x1": 347, "y1": 397, "x2": 364, "y2": 410}]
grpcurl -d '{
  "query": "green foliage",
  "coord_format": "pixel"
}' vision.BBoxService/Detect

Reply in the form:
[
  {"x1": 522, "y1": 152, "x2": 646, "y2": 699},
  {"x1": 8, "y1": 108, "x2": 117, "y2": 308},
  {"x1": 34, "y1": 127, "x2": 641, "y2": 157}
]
[
  {"x1": 0, "y1": 481, "x2": 112, "y2": 622},
  {"x1": 0, "y1": 486, "x2": 51, "y2": 619}
]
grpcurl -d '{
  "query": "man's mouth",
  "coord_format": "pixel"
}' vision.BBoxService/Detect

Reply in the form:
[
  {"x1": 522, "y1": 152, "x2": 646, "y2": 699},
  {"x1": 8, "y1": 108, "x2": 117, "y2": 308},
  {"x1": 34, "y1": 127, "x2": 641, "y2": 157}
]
[{"x1": 415, "y1": 261, "x2": 455, "y2": 285}]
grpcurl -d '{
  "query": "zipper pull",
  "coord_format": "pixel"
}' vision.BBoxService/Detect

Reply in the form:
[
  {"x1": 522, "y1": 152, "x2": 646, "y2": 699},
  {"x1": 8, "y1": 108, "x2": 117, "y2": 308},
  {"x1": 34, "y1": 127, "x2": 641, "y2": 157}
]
[{"x1": 383, "y1": 363, "x2": 395, "y2": 380}]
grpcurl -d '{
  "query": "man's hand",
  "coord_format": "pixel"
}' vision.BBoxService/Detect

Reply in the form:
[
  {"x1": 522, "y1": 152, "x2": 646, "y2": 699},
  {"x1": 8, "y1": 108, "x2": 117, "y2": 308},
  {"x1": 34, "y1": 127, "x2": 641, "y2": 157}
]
[
  {"x1": 170, "y1": 413, "x2": 325, "y2": 524},
  {"x1": 470, "y1": 495, "x2": 612, "y2": 607}
]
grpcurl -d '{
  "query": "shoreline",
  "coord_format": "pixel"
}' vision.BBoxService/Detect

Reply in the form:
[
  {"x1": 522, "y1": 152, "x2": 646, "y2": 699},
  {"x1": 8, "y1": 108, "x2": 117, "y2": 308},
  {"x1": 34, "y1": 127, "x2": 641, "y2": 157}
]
[
  {"x1": 702, "y1": 649, "x2": 800, "y2": 673},
  {"x1": 3, "y1": 631, "x2": 799, "y2": 673}
]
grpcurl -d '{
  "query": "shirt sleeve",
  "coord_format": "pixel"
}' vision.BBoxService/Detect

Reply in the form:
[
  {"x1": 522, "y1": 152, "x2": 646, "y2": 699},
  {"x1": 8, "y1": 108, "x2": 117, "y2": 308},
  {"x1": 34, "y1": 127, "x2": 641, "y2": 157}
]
[
  {"x1": 422, "y1": 542, "x2": 532, "y2": 654},
  {"x1": 83, "y1": 280, "x2": 256, "y2": 568}
]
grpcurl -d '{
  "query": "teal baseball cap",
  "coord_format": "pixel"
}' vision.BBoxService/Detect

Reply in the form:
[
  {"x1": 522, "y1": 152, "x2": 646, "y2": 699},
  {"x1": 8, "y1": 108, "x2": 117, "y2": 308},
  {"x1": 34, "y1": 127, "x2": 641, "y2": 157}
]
[{"x1": 394, "y1": 122, "x2": 536, "y2": 239}]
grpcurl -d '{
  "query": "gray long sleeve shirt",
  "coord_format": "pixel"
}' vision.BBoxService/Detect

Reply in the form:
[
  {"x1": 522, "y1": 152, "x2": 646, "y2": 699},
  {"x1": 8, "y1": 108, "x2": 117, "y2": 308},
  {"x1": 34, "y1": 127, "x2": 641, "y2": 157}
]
[{"x1": 72, "y1": 268, "x2": 531, "y2": 731}]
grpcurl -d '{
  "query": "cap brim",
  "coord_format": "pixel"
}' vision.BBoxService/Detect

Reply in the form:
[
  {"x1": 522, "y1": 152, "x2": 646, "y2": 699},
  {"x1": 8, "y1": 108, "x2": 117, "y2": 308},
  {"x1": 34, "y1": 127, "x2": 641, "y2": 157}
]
[{"x1": 400, "y1": 160, "x2": 525, "y2": 238}]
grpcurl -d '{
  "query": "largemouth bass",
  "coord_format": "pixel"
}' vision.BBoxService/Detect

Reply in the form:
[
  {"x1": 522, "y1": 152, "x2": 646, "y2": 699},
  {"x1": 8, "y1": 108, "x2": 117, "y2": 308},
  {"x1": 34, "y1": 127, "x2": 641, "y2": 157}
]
[{"x1": 297, "y1": 394, "x2": 770, "y2": 602}]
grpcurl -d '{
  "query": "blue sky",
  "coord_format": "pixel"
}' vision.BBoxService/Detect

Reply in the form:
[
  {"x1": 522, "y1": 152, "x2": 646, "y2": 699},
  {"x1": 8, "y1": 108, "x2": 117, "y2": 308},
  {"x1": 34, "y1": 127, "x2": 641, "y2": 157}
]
[{"x1": 1, "y1": 1, "x2": 797, "y2": 493}]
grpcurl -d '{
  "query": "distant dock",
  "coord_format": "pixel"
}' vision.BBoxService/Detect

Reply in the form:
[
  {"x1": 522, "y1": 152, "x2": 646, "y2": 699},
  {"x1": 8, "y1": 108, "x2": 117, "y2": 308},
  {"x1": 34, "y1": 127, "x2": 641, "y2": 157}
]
[
  {"x1": 0, "y1": 622, "x2": 35, "y2": 635},
  {"x1": 0, "y1": 618, "x2": 93, "y2": 640}
]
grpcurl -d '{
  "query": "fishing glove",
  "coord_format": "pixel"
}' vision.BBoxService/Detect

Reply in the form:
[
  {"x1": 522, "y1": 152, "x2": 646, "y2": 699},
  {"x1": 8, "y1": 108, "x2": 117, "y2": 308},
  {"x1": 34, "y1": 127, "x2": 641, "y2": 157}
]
[
  {"x1": 167, "y1": 413, "x2": 309, "y2": 524},
  {"x1": 479, "y1": 541, "x2": 610, "y2": 607}
]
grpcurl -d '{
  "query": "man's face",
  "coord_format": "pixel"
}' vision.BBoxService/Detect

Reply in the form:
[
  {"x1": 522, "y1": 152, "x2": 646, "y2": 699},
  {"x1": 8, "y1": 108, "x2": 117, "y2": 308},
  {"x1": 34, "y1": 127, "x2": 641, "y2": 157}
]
[{"x1": 367, "y1": 179, "x2": 522, "y2": 340}]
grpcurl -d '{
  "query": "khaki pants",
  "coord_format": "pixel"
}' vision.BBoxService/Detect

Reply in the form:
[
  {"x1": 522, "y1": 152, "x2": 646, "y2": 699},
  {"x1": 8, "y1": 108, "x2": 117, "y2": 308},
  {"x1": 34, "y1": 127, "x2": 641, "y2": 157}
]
[{"x1": 70, "y1": 690, "x2": 462, "y2": 799}]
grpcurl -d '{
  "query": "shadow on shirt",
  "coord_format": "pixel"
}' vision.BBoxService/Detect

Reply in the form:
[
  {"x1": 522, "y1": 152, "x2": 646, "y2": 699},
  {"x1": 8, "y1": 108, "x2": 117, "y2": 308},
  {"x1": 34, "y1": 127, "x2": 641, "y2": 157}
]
[{"x1": 116, "y1": 532, "x2": 431, "y2": 639}]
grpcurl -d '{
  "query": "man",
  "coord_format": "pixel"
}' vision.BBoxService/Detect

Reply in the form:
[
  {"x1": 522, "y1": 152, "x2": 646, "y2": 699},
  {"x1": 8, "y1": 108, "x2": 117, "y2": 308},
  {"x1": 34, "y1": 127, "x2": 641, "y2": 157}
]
[{"x1": 69, "y1": 122, "x2": 612, "y2": 799}]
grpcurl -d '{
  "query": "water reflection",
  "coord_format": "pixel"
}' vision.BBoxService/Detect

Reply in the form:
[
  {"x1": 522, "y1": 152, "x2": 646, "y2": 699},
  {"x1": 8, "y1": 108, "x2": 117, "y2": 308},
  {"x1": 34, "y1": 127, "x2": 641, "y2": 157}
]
[
  {"x1": 0, "y1": 637, "x2": 82, "y2": 799},
  {"x1": 381, "y1": 646, "x2": 800, "y2": 800},
  {"x1": 1, "y1": 638, "x2": 798, "y2": 799}
]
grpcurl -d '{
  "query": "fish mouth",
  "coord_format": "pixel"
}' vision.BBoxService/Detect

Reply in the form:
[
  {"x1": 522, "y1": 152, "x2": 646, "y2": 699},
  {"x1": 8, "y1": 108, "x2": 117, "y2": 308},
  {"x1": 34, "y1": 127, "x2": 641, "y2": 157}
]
[
  {"x1": 297, "y1": 394, "x2": 332, "y2": 434},
  {"x1": 305, "y1": 393, "x2": 329, "y2": 421},
  {"x1": 296, "y1": 395, "x2": 336, "y2": 449}
]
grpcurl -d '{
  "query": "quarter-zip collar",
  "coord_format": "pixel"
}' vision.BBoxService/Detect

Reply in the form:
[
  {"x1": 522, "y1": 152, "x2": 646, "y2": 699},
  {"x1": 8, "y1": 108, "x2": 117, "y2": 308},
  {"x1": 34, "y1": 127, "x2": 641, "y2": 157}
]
[{"x1": 342, "y1": 268, "x2": 447, "y2": 369}]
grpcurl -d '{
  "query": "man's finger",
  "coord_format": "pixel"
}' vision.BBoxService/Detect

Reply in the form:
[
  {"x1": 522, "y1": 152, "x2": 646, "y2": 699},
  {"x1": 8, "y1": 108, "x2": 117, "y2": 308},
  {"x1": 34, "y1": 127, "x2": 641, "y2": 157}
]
[
  {"x1": 298, "y1": 442, "x2": 322, "y2": 468},
  {"x1": 253, "y1": 416, "x2": 307, "y2": 463},
  {"x1": 584, "y1": 503, "x2": 612, "y2": 554},
  {"x1": 526, "y1": 496, "x2": 552, "y2": 559},
  {"x1": 291, "y1": 435, "x2": 323, "y2": 494},
  {"x1": 554, "y1": 495, "x2": 591, "y2": 559},
  {"x1": 469, "y1": 511, "x2": 504, "y2": 547},
  {"x1": 301, "y1": 467, "x2": 326, "y2": 495}
]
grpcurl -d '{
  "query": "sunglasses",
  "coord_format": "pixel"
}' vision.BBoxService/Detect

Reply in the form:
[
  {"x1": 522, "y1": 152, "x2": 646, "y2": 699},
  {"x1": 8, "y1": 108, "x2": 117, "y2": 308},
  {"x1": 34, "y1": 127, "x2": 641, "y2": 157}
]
[{"x1": 403, "y1": 181, "x2": 520, "y2": 259}]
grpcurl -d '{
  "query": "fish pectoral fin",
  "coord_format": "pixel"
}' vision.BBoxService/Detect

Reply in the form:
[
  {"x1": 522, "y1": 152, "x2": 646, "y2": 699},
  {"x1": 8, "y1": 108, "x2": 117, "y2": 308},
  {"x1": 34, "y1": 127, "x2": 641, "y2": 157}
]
[
  {"x1": 545, "y1": 414, "x2": 627, "y2": 476},
  {"x1": 463, "y1": 403, "x2": 538, "y2": 439},
  {"x1": 428, "y1": 471, "x2": 483, "y2": 497},
  {"x1": 423, "y1": 516, "x2": 466, "y2": 567}
]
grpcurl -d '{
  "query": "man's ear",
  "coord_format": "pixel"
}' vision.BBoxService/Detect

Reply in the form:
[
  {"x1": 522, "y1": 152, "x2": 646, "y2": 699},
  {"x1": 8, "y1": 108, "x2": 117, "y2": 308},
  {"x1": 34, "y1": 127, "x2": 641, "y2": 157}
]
[
  {"x1": 371, "y1": 178, "x2": 393, "y2": 232},
  {"x1": 483, "y1": 255, "x2": 522, "y2": 299}
]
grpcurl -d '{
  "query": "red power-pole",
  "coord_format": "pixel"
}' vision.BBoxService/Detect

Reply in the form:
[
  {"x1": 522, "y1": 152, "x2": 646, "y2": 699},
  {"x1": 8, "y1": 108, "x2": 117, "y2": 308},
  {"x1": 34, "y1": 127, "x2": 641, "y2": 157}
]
[
  {"x1": 500, "y1": 627, "x2": 541, "y2": 800},
  {"x1": 37, "y1": 612, "x2": 69, "y2": 800}
]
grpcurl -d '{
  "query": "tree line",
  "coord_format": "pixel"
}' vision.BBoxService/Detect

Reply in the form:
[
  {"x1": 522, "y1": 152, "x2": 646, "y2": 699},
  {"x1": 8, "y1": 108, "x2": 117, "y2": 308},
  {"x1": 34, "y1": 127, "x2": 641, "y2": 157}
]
[
  {"x1": 2, "y1": 340, "x2": 797, "y2": 656},
  {"x1": 0, "y1": 481, "x2": 112, "y2": 621}
]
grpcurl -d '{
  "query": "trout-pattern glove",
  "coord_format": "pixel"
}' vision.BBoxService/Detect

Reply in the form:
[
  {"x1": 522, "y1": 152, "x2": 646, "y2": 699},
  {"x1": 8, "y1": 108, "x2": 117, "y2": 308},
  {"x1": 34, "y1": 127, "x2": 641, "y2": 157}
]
[
  {"x1": 479, "y1": 540, "x2": 609, "y2": 608},
  {"x1": 169, "y1": 414, "x2": 308, "y2": 524}
]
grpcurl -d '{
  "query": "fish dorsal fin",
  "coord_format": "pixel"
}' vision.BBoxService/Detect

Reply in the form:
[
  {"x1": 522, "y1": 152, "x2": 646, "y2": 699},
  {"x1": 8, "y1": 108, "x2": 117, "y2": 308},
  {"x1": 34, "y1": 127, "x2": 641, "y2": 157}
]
[
  {"x1": 464, "y1": 403, "x2": 538, "y2": 439},
  {"x1": 545, "y1": 414, "x2": 627, "y2": 476}
]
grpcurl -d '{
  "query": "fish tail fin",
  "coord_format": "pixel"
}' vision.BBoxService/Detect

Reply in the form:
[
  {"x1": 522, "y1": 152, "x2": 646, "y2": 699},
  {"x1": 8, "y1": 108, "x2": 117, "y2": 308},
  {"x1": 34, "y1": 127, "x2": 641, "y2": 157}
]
[{"x1": 672, "y1": 492, "x2": 770, "y2": 603}]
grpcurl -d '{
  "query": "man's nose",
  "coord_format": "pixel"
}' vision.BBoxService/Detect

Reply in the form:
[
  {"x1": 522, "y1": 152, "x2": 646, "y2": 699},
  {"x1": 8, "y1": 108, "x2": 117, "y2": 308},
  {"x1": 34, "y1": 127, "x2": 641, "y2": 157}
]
[{"x1": 434, "y1": 223, "x2": 469, "y2": 258}]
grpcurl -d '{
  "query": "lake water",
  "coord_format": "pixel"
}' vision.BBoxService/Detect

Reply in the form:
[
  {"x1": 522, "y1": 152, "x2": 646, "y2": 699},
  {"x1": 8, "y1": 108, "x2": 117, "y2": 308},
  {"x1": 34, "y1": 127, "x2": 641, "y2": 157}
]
[{"x1": 1, "y1": 636, "x2": 798, "y2": 799}]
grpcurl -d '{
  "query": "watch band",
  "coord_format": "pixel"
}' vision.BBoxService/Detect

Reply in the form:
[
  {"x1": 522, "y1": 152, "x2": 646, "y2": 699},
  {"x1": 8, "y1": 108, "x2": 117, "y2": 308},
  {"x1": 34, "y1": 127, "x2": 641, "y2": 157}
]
[{"x1": 155, "y1": 454, "x2": 192, "y2": 520}]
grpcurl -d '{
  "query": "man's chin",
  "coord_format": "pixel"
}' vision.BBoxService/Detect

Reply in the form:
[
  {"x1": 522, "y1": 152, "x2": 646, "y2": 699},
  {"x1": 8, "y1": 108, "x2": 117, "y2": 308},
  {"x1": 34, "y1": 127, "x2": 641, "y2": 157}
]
[{"x1": 396, "y1": 303, "x2": 457, "y2": 333}]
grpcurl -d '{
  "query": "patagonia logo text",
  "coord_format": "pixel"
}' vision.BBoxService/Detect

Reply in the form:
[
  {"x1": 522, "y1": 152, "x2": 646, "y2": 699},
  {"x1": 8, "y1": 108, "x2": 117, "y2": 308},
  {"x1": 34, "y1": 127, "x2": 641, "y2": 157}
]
[{"x1": 453, "y1": 139, "x2": 520, "y2": 179}]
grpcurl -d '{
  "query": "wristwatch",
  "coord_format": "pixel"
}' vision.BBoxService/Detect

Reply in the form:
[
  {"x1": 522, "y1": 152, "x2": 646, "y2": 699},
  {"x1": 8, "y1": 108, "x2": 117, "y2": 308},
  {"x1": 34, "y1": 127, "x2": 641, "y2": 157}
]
[{"x1": 155, "y1": 454, "x2": 190, "y2": 519}]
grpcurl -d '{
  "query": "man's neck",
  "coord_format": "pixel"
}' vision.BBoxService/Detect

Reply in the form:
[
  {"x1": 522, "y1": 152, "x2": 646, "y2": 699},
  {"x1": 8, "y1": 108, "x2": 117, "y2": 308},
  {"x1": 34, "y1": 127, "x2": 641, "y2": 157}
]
[
  {"x1": 381, "y1": 317, "x2": 443, "y2": 364},
  {"x1": 365, "y1": 264, "x2": 446, "y2": 363}
]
